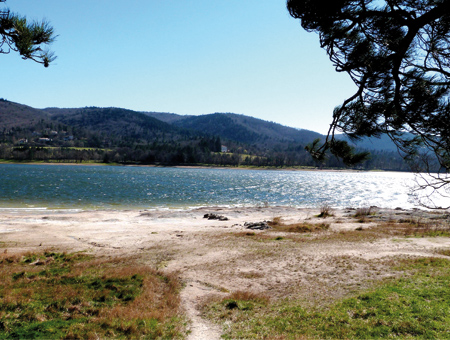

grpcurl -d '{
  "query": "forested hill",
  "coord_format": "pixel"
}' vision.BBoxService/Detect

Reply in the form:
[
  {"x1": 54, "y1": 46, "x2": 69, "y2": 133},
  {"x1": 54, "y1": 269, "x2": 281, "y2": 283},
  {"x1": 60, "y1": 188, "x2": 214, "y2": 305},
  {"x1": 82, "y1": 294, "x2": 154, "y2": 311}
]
[
  {"x1": 172, "y1": 113, "x2": 321, "y2": 145},
  {"x1": 0, "y1": 99, "x2": 410, "y2": 170},
  {"x1": 0, "y1": 100, "x2": 50, "y2": 129},
  {"x1": 1, "y1": 101, "x2": 324, "y2": 148},
  {"x1": 143, "y1": 111, "x2": 399, "y2": 151},
  {"x1": 143, "y1": 111, "x2": 323, "y2": 145},
  {"x1": 1, "y1": 100, "x2": 394, "y2": 151},
  {"x1": 43, "y1": 107, "x2": 185, "y2": 144}
]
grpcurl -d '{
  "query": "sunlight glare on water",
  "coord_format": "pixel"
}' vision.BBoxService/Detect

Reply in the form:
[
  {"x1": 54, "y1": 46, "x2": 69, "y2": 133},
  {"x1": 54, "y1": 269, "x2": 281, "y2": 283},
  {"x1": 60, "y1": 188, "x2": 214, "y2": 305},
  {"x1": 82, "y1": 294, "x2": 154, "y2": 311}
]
[{"x1": 0, "y1": 164, "x2": 419, "y2": 210}]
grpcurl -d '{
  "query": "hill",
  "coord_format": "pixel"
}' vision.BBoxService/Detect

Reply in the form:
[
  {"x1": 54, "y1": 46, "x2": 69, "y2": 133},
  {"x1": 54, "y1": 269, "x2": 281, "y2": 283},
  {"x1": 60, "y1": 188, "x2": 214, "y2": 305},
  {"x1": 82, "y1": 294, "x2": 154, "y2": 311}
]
[
  {"x1": 0, "y1": 100, "x2": 400, "y2": 153},
  {"x1": 42, "y1": 108, "x2": 325, "y2": 150},
  {"x1": 0, "y1": 99, "x2": 51, "y2": 130},
  {"x1": 0, "y1": 100, "x2": 410, "y2": 170},
  {"x1": 172, "y1": 112, "x2": 322, "y2": 145},
  {"x1": 143, "y1": 111, "x2": 190, "y2": 124},
  {"x1": 43, "y1": 107, "x2": 184, "y2": 144},
  {"x1": 145, "y1": 111, "x2": 402, "y2": 152},
  {"x1": 335, "y1": 134, "x2": 400, "y2": 152}
]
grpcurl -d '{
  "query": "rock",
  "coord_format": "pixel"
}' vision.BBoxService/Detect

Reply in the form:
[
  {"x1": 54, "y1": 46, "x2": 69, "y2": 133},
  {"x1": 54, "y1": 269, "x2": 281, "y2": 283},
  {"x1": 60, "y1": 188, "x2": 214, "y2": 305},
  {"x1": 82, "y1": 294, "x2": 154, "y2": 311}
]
[
  {"x1": 203, "y1": 213, "x2": 229, "y2": 221},
  {"x1": 244, "y1": 221, "x2": 270, "y2": 230}
]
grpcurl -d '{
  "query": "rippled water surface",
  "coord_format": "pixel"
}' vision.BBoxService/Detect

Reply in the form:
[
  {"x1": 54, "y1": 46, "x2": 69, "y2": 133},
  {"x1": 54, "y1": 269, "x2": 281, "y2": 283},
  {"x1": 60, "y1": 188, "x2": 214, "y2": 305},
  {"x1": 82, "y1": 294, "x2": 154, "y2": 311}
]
[{"x1": 0, "y1": 164, "x2": 417, "y2": 210}]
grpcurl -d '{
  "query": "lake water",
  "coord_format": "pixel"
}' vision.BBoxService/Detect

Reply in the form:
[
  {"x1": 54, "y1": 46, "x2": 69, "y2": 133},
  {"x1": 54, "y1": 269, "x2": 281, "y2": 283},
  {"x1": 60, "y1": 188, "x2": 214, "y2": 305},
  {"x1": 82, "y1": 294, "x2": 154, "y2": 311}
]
[{"x1": 0, "y1": 163, "x2": 420, "y2": 211}]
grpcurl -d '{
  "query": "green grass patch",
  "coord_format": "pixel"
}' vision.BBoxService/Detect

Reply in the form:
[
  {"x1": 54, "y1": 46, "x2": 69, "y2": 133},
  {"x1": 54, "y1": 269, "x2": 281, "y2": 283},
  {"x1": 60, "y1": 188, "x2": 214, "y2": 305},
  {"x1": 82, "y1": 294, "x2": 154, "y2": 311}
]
[
  {"x1": 0, "y1": 251, "x2": 185, "y2": 339},
  {"x1": 205, "y1": 257, "x2": 450, "y2": 339}
]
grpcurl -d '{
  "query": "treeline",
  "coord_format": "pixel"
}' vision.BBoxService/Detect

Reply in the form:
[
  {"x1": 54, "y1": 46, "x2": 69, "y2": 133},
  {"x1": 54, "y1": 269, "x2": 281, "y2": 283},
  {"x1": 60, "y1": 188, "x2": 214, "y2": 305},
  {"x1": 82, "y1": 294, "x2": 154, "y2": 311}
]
[
  {"x1": 0, "y1": 115, "x2": 411, "y2": 170},
  {"x1": 0, "y1": 103, "x2": 414, "y2": 170},
  {"x1": 0, "y1": 140, "x2": 410, "y2": 170}
]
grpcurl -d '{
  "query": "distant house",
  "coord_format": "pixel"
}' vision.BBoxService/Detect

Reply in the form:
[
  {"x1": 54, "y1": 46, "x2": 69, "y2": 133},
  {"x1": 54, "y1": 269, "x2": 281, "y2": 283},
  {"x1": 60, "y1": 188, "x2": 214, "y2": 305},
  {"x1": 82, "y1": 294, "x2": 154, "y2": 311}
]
[
  {"x1": 18, "y1": 139, "x2": 28, "y2": 145},
  {"x1": 38, "y1": 137, "x2": 52, "y2": 143},
  {"x1": 221, "y1": 145, "x2": 228, "y2": 153},
  {"x1": 64, "y1": 135, "x2": 74, "y2": 141}
]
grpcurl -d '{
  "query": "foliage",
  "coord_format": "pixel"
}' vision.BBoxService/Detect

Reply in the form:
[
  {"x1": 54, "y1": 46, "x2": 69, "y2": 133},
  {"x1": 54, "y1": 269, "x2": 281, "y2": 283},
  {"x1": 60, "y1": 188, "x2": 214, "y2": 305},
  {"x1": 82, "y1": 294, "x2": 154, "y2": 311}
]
[
  {"x1": 0, "y1": 251, "x2": 185, "y2": 339},
  {"x1": 0, "y1": 0, "x2": 56, "y2": 66},
  {"x1": 288, "y1": 0, "x2": 450, "y2": 193}
]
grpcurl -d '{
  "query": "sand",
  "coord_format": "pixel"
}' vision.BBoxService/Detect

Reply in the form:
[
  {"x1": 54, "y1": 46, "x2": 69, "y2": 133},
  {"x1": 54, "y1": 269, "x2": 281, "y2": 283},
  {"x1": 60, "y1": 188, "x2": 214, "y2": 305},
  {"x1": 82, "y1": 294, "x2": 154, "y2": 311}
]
[{"x1": 1, "y1": 206, "x2": 449, "y2": 339}]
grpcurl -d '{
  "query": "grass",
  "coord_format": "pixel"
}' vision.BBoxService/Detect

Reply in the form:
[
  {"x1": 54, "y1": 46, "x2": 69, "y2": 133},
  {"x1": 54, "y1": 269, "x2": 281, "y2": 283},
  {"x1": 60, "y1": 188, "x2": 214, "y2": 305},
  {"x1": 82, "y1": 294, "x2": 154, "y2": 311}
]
[
  {"x1": 3, "y1": 210, "x2": 449, "y2": 339},
  {"x1": 435, "y1": 248, "x2": 450, "y2": 257},
  {"x1": 354, "y1": 206, "x2": 374, "y2": 217},
  {"x1": 204, "y1": 257, "x2": 450, "y2": 339},
  {"x1": 0, "y1": 251, "x2": 185, "y2": 339},
  {"x1": 379, "y1": 219, "x2": 450, "y2": 238},
  {"x1": 316, "y1": 218, "x2": 450, "y2": 244},
  {"x1": 202, "y1": 214, "x2": 450, "y2": 339},
  {"x1": 0, "y1": 159, "x2": 107, "y2": 165},
  {"x1": 268, "y1": 217, "x2": 330, "y2": 233},
  {"x1": 234, "y1": 214, "x2": 449, "y2": 245},
  {"x1": 353, "y1": 206, "x2": 375, "y2": 222}
]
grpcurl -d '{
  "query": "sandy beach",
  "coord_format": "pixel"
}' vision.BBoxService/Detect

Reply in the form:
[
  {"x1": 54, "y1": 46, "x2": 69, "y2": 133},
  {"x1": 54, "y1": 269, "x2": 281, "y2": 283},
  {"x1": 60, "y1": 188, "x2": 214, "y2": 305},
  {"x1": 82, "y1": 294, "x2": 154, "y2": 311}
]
[{"x1": 1, "y1": 206, "x2": 449, "y2": 339}]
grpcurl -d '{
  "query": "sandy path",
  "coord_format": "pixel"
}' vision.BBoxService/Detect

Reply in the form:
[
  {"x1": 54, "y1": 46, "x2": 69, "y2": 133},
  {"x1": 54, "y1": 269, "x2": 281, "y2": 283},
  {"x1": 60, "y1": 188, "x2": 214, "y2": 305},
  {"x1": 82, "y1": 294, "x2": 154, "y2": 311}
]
[
  {"x1": 181, "y1": 281, "x2": 222, "y2": 340},
  {"x1": 1, "y1": 206, "x2": 449, "y2": 338}
]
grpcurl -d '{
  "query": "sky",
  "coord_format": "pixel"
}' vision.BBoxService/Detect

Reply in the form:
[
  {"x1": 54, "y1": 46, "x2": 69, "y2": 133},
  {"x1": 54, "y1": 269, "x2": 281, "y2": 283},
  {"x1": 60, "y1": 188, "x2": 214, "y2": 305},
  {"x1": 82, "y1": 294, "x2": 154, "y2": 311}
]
[{"x1": 1, "y1": 0, "x2": 357, "y2": 135}]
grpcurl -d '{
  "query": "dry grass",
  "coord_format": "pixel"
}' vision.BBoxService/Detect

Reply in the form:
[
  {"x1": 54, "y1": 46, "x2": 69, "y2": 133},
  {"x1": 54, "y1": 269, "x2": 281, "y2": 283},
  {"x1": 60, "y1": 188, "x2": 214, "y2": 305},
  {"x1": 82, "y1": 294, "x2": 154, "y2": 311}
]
[
  {"x1": 238, "y1": 271, "x2": 265, "y2": 279},
  {"x1": 0, "y1": 251, "x2": 185, "y2": 339},
  {"x1": 354, "y1": 206, "x2": 374, "y2": 217},
  {"x1": 234, "y1": 231, "x2": 257, "y2": 237},
  {"x1": 318, "y1": 217, "x2": 450, "y2": 244},
  {"x1": 318, "y1": 203, "x2": 333, "y2": 218},
  {"x1": 353, "y1": 206, "x2": 375, "y2": 223},
  {"x1": 229, "y1": 212, "x2": 450, "y2": 247},
  {"x1": 268, "y1": 217, "x2": 330, "y2": 233},
  {"x1": 226, "y1": 290, "x2": 270, "y2": 304},
  {"x1": 435, "y1": 248, "x2": 450, "y2": 257},
  {"x1": 377, "y1": 218, "x2": 450, "y2": 237}
]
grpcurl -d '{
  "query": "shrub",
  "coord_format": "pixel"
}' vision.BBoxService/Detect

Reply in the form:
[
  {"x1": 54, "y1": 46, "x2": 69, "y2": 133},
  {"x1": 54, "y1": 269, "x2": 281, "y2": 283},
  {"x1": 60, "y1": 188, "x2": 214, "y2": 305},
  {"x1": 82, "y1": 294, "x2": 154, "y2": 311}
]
[{"x1": 318, "y1": 203, "x2": 333, "y2": 218}]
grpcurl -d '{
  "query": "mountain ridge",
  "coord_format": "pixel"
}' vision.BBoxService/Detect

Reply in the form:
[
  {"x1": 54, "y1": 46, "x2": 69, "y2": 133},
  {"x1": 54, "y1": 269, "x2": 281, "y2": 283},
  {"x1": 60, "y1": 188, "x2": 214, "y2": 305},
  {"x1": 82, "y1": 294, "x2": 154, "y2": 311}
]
[{"x1": 0, "y1": 99, "x2": 402, "y2": 152}]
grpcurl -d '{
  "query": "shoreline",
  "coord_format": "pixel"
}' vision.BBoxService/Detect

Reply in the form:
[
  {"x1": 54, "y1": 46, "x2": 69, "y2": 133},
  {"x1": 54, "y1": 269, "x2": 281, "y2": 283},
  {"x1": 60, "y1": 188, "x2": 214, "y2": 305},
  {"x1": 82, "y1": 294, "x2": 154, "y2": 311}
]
[
  {"x1": 1, "y1": 205, "x2": 447, "y2": 252},
  {"x1": 0, "y1": 204, "x2": 435, "y2": 214},
  {"x1": 0, "y1": 160, "x2": 412, "y2": 174}
]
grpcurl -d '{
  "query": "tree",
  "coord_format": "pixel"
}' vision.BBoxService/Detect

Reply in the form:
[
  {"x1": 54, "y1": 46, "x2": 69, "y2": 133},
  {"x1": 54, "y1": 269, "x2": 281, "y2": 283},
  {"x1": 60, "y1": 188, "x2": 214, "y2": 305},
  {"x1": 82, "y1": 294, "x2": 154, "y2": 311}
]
[
  {"x1": 287, "y1": 0, "x2": 450, "y2": 207},
  {"x1": 0, "y1": 0, "x2": 56, "y2": 66}
]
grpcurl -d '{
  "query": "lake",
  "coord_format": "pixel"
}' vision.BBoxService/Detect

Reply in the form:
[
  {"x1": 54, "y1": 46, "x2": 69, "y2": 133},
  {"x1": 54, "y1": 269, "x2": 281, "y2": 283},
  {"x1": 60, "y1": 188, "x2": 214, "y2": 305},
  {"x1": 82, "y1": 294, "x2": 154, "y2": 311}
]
[{"x1": 0, "y1": 163, "x2": 420, "y2": 211}]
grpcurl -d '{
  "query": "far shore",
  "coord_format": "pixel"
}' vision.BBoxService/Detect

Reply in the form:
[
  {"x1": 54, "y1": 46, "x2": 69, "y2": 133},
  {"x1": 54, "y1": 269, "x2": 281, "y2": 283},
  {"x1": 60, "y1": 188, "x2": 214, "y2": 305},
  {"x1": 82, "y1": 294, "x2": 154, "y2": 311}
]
[{"x1": 0, "y1": 160, "x2": 407, "y2": 173}]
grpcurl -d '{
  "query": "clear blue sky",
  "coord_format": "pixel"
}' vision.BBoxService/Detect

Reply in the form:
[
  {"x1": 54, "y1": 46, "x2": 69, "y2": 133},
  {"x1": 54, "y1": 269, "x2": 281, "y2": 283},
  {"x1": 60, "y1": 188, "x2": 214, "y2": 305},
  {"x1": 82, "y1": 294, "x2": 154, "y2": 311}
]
[{"x1": 2, "y1": 0, "x2": 356, "y2": 134}]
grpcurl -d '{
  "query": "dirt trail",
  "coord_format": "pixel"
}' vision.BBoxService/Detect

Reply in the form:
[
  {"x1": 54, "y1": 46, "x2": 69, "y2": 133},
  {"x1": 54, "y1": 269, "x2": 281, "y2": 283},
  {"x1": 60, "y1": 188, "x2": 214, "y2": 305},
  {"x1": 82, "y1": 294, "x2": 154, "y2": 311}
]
[{"x1": 181, "y1": 281, "x2": 222, "y2": 340}]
